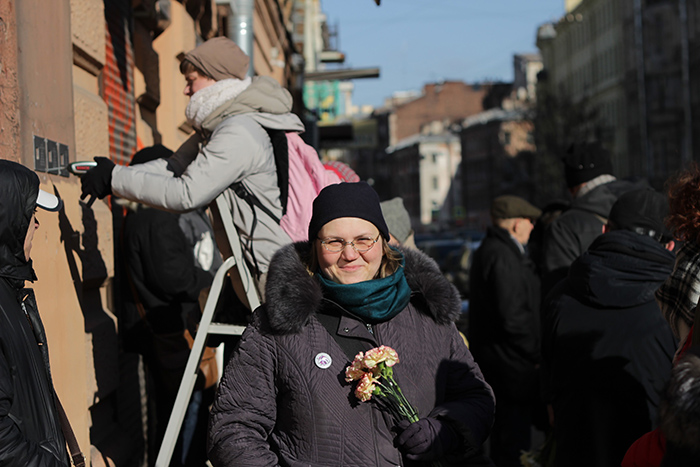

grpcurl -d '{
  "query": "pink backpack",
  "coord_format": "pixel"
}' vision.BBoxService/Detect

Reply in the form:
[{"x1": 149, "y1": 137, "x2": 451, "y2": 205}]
[
  {"x1": 280, "y1": 133, "x2": 334, "y2": 241},
  {"x1": 232, "y1": 131, "x2": 359, "y2": 242}
]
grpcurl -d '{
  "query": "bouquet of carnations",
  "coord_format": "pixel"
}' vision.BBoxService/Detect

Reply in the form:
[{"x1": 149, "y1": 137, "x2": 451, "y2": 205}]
[
  {"x1": 344, "y1": 345, "x2": 419, "y2": 423},
  {"x1": 346, "y1": 345, "x2": 446, "y2": 467}
]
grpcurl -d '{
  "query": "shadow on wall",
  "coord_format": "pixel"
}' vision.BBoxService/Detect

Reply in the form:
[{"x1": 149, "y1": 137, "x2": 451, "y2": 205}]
[{"x1": 56, "y1": 188, "x2": 144, "y2": 467}]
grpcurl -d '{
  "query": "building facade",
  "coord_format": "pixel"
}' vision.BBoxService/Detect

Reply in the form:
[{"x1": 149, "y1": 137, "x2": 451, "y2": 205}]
[
  {"x1": 460, "y1": 109, "x2": 536, "y2": 230},
  {"x1": 537, "y1": 0, "x2": 700, "y2": 189},
  {"x1": 389, "y1": 81, "x2": 498, "y2": 145},
  {"x1": 386, "y1": 123, "x2": 461, "y2": 230},
  {"x1": 0, "y1": 0, "x2": 302, "y2": 464}
]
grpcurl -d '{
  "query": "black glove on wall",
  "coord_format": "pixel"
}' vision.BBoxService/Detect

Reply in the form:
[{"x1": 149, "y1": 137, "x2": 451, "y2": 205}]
[
  {"x1": 395, "y1": 417, "x2": 461, "y2": 462},
  {"x1": 80, "y1": 157, "x2": 115, "y2": 205}
]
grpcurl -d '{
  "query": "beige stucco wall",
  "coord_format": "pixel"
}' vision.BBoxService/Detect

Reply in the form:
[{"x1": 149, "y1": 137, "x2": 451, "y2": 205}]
[
  {"x1": 11, "y1": 0, "x2": 100, "y2": 461},
  {"x1": 134, "y1": 67, "x2": 156, "y2": 149},
  {"x1": 253, "y1": 0, "x2": 287, "y2": 84},
  {"x1": 153, "y1": 0, "x2": 198, "y2": 151},
  {"x1": 69, "y1": 3, "x2": 116, "y2": 456}
]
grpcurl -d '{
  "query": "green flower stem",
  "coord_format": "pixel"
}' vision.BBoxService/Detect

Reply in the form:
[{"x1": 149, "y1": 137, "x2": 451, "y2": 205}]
[
  {"x1": 375, "y1": 378, "x2": 419, "y2": 423},
  {"x1": 359, "y1": 363, "x2": 443, "y2": 467},
  {"x1": 374, "y1": 383, "x2": 411, "y2": 420},
  {"x1": 385, "y1": 375, "x2": 419, "y2": 422}
]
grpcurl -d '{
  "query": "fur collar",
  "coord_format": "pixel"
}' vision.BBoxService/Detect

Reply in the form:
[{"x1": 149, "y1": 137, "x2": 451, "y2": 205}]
[
  {"x1": 185, "y1": 77, "x2": 252, "y2": 130},
  {"x1": 263, "y1": 243, "x2": 461, "y2": 334}
]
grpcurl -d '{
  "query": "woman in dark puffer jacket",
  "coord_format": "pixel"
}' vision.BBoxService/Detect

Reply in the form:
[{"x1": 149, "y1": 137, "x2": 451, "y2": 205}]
[{"x1": 208, "y1": 182, "x2": 495, "y2": 467}]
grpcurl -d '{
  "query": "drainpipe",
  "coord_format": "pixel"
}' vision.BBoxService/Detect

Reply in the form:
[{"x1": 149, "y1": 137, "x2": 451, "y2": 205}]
[{"x1": 228, "y1": 0, "x2": 255, "y2": 77}]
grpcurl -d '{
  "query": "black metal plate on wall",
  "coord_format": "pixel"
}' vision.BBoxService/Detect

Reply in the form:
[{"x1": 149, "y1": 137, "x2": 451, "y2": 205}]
[
  {"x1": 58, "y1": 144, "x2": 69, "y2": 177},
  {"x1": 33, "y1": 135, "x2": 70, "y2": 177},
  {"x1": 34, "y1": 135, "x2": 46, "y2": 172},
  {"x1": 46, "y1": 139, "x2": 59, "y2": 175}
]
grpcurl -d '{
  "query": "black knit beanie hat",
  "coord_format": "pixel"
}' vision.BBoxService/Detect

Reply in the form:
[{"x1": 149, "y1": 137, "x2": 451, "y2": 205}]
[
  {"x1": 563, "y1": 141, "x2": 614, "y2": 188},
  {"x1": 308, "y1": 182, "x2": 390, "y2": 242}
]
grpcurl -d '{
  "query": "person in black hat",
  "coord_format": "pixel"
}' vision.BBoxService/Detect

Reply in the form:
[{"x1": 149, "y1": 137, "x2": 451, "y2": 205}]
[
  {"x1": 468, "y1": 195, "x2": 543, "y2": 467},
  {"x1": 541, "y1": 188, "x2": 677, "y2": 467},
  {"x1": 541, "y1": 141, "x2": 644, "y2": 294},
  {"x1": 207, "y1": 182, "x2": 496, "y2": 467},
  {"x1": 0, "y1": 160, "x2": 70, "y2": 466}
]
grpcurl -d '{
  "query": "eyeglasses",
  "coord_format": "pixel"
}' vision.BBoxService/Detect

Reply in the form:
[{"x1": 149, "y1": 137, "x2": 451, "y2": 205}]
[{"x1": 319, "y1": 233, "x2": 381, "y2": 253}]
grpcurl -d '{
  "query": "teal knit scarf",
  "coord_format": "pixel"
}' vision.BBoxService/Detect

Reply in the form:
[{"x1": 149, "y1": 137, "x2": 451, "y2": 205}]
[{"x1": 316, "y1": 252, "x2": 411, "y2": 323}]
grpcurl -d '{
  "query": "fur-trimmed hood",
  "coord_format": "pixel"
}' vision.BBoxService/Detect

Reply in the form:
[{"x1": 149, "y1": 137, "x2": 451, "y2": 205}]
[{"x1": 264, "y1": 242, "x2": 462, "y2": 334}]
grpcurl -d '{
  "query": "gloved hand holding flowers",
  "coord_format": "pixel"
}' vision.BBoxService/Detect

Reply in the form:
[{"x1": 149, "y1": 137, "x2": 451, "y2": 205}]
[{"x1": 345, "y1": 345, "x2": 457, "y2": 466}]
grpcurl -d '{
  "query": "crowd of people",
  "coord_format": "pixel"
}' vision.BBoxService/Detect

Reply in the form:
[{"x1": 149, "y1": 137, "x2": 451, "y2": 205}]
[
  {"x1": 2, "y1": 35, "x2": 700, "y2": 467},
  {"x1": 468, "y1": 142, "x2": 700, "y2": 467}
]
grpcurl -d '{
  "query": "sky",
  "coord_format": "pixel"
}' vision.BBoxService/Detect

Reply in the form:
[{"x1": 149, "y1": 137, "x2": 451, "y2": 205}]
[{"x1": 321, "y1": 0, "x2": 566, "y2": 108}]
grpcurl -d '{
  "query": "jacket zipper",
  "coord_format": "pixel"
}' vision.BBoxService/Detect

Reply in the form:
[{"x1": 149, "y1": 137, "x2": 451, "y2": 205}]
[{"x1": 20, "y1": 294, "x2": 61, "y2": 451}]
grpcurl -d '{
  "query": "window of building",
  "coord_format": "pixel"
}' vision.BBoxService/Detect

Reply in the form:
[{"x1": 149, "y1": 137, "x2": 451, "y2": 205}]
[{"x1": 433, "y1": 176, "x2": 439, "y2": 190}]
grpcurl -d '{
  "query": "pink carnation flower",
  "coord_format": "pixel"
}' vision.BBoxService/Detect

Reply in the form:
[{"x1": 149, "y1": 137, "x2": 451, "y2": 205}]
[
  {"x1": 363, "y1": 345, "x2": 400, "y2": 369},
  {"x1": 345, "y1": 345, "x2": 419, "y2": 427},
  {"x1": 345, "y1": 358, "x2": 367, "y2": 382},
  {"x1": 354, "y1": 373, "x2": 377, "y2": 402}
]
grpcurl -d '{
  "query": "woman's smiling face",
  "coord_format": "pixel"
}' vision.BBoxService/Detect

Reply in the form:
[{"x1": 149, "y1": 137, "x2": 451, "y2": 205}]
[{"x1": 316, "y1": 217, "x2": 383, "y2": 285}]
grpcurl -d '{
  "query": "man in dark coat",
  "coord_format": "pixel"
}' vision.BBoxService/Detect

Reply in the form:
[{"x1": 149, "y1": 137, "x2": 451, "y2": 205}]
[
  {"x1": 0, "y1": 160, "x2": 69, "y2": 466},
  {"x1": 541, "y1": 188, "x2": 678, "y2": 467},
  {"x1": 468, "y1": 195, "x2": 542, "y2": 467},
  {"x1": 541, "y1": 141, "x2": 643, "y2": 293}
]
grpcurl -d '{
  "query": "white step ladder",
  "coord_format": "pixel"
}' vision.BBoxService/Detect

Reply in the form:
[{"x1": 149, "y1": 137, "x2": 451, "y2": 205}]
[{"x1": 155, "y1": 194, "x2": 261, "y2": 467}]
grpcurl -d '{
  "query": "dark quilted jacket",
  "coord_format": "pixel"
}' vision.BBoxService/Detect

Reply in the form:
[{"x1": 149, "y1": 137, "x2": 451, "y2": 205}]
[
  {"x1": 541, "y1": 178, "x2": 645, "y2": 292},
  {"x1": 208, "y1": 243, "x2": 495, "y2": 466}
]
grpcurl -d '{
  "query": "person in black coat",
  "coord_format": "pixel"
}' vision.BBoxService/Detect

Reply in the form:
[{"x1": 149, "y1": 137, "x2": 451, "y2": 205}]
[
  {"x1": 119, "y1": 146, "x2": 214, "y2": 466},
  {"x1": 468, "y1": 195, "x2": 542, "y2": 467},
  {"x1": 541, "y1": 189, "x2": 678, "y2": 467},
  {"x1": 541, "y1": 141, "x2": 644, "y2": 294},
  {"x1": 0, "y1": 160, "x2": 69, "y2": 466},
  {"x1": 208, "y1": 182, "x2": 495, "y2": 467}
]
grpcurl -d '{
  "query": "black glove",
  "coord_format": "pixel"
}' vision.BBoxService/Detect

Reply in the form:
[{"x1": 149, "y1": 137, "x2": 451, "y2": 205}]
[
  {"x1": 394, "y1": 417, "x2": 460, "y2": 461},
  {"x1": 80, "y1": 157, "x2": 115, "y2": 206}
]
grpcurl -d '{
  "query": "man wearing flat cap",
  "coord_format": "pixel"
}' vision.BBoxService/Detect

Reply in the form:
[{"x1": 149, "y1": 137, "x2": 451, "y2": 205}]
[
  {"x1": 80, "y1": 37, "x2": 304, "y2": 303},
  {"x1": 541, "y1": 188, "x2": 677, "y2": 467},
  {"x1": 468, "y1": 195, "x2": 543, "y2": 467},
  {"x1": 541, "y1": 141, "x2": 643, "y2": 293}
]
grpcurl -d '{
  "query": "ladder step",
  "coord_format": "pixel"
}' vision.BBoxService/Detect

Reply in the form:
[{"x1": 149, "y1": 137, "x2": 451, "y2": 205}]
[
  {"x1": 155, "y1": 194, "x2": 262, "y2": 467},
  {"x1": 207, "y1": 323, "x2": 246, "y2": 336}
]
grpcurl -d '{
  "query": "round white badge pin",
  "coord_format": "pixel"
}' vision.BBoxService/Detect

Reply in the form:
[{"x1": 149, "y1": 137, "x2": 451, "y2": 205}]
[{"x1": 315, "y1": 352, "x2": 332, "y2": 369}]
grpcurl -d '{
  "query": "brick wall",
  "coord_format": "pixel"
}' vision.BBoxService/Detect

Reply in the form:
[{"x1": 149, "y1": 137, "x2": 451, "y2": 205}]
[{"x1": 391, "y1": 81, "x2": 490, "y2": 144}]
